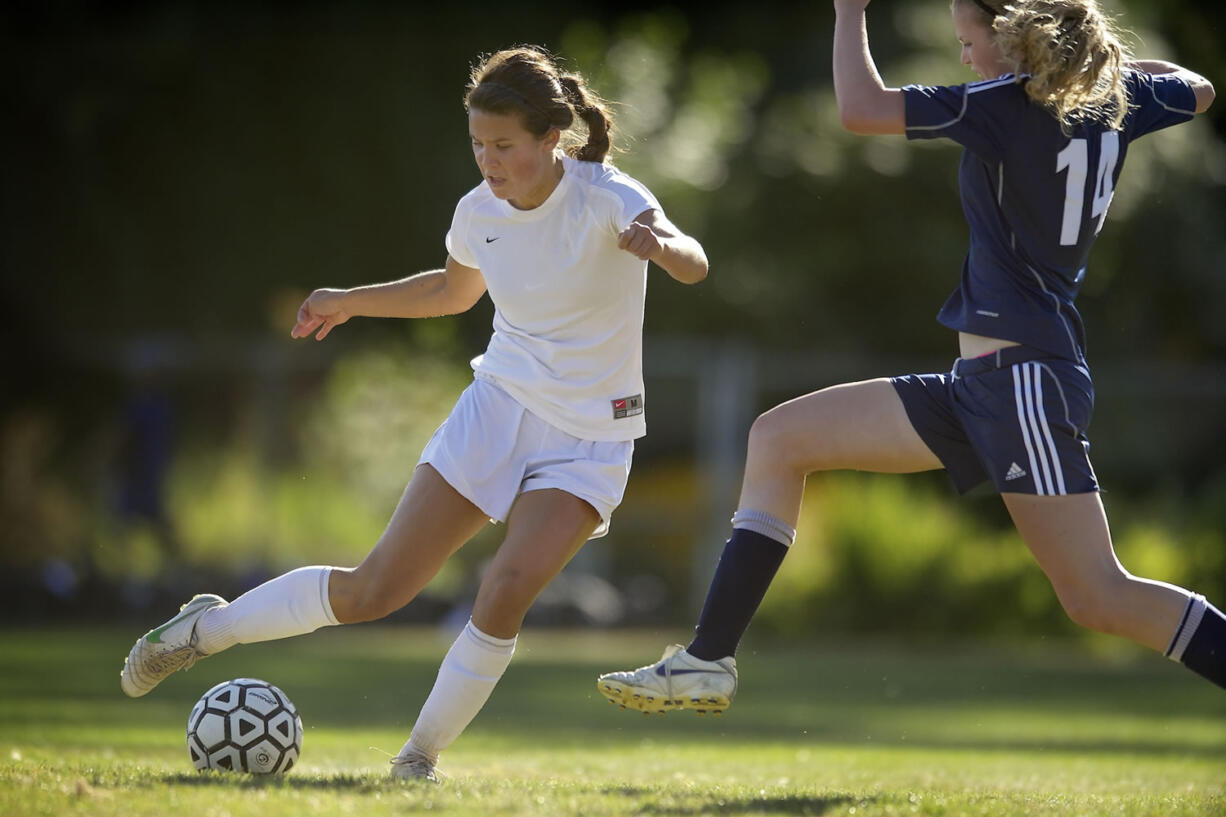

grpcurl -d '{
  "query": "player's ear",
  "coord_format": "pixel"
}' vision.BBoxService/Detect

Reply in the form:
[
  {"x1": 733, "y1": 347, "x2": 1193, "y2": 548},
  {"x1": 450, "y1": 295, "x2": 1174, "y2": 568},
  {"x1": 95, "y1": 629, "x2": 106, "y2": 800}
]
[{"x1": 541, "y1": 127, "x2": 561, "y2": 153}]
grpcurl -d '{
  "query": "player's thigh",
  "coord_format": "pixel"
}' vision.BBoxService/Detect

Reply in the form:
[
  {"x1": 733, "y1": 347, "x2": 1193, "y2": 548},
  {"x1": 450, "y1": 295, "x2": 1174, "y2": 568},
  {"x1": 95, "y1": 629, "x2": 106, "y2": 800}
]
[
  {"x1": 752, "y1": 378, "x2": 943, "y2": 473},
  {"x1": 1003, "y1": 491, "x2": 1139, "y2": 628},
  {"x1": 471, "y1": 488, "x2": 601, "y2": 637},
  {"x1": 1002, "y1": 490, "x2": 1189, "y2": 647},
  {"x1": 1002, "y1": 491, "x2": 1120, "y2": 592},
  {"x1": 333, "y1": 464, "x2": 490, "y2": 620}
]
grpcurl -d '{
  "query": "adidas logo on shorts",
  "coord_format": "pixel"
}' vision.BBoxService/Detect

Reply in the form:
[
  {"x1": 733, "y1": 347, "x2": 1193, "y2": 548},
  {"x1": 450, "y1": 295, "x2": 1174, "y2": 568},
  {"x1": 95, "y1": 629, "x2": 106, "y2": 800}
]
[{"x1": 1005, "y1": 462, "x2": 1027, "y2": 481}]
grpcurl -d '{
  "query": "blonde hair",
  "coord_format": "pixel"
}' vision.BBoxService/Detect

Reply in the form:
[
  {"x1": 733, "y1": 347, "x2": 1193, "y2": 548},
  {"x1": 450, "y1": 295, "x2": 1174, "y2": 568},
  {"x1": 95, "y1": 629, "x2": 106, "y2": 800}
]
[
  {"x1": 959, "y1": 0, "x2": 1131, "y2": 131},
  {"x1": 465, "y1": 46, "x2": 616, "y2": 163}
]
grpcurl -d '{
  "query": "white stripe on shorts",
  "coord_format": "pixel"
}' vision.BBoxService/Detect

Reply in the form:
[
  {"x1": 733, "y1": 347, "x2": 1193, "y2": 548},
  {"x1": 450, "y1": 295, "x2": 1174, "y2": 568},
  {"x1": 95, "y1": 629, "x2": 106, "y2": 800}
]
[
  {"x1": 1030, "y1": 364, "x2": 1066, "y2": 494},
  {"x1": 1013, "y1": 363, "x2": 1066, "y2": 495}
]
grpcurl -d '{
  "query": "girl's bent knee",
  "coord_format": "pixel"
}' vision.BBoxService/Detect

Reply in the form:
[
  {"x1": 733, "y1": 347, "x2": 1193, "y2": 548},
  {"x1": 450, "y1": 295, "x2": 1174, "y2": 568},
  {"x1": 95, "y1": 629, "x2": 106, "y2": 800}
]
[
  {"x1": 747, "y1": 410, "x2": 834, "y2": 475},
  {"x1": 748, "y1": 413, "x2": 798, "y2": 467}
]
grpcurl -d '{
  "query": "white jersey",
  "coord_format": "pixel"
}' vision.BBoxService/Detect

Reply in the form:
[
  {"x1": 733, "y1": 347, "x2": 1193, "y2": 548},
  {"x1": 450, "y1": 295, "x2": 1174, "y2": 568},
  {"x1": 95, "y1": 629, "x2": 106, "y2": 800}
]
[{"x1": 445, "y1": 155, "x2": 661, "y2": 442}]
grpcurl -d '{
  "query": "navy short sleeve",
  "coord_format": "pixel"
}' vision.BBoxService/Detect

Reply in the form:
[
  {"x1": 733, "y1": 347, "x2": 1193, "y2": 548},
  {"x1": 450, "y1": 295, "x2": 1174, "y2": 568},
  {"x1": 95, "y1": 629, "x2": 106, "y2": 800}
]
[
  {"x1": 903, "y1": 76, "x2": 1021, "y2": 162},
  {"x1": 1124, "y1": 70, "x2": 1196, "y2": 140}
]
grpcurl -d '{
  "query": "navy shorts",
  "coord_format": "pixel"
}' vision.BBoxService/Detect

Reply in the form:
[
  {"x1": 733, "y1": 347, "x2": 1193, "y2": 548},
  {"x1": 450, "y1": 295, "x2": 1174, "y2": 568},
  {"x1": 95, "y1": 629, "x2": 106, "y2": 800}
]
[{"x1": 891, "y1": 346, "x2": 1098, "y2": 495}]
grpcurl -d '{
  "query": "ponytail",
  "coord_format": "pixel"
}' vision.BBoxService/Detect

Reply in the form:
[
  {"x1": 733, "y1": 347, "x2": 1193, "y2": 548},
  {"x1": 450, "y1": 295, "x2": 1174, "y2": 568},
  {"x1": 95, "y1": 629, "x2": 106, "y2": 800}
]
[
  {"x1": 558, "y1": 74, "x2": 614, "y2": 163},
  {"x1": 993, "y1": 0, "x2": 1131, "y2": 131}
]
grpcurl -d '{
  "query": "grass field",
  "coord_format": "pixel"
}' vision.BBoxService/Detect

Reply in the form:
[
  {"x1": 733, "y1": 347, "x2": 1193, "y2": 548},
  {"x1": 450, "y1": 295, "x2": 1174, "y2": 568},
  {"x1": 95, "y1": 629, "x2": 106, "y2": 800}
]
[{"x1": 3, "y1": 624, "x2": 1224, "y2": 817}]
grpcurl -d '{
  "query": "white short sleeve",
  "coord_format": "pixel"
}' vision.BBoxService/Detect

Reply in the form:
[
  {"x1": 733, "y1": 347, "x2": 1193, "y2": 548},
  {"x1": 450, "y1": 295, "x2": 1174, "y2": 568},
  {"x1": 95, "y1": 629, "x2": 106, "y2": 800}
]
[
  {"x1": 596, "y1": 166, "x2": 662, "y2": 233},
  {"x1": 445, "y1": 195, "x2": 479, "y2": 269}
]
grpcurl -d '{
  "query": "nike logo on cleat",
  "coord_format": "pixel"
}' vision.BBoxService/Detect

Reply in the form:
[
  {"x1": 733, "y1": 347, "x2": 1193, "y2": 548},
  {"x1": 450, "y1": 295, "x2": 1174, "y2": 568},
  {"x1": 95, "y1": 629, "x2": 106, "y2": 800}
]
[{"x1": 146, "y1": 606, "x2": 201, "y2": 644}]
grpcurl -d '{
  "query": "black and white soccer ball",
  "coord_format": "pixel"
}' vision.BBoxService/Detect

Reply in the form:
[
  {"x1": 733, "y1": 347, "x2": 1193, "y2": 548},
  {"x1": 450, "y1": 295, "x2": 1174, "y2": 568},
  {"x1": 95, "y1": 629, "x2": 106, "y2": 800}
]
[{"x1": 186, "y1": 678, "x2": 303, "y2": 774}]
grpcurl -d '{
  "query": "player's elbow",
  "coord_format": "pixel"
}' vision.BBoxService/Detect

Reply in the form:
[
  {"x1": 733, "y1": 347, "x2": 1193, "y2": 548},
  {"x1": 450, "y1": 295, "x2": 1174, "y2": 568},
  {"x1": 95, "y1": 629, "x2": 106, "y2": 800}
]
[
  {"x1": 661, "y1": 245, "x2": 708, "y2": 285},
  {"x1": 678, "y1": 259, "x2": 709, "y2": 285},
  {"x1": 436, "y1": 280, "x2": 487, "y2": 315},
  {"x1": 453, "y1": 288, "x2": 488, "y2": 313},
  {"x1": 1194, "y1": 80, "x2": 1215, "y2": 114},
  {"x1": 839, "y1": 110, "x2": 877, "y2": 134},
  {"x1": 839, "y1": 104, "x2": 899, "y2": 135},
  {"x1": 837, "y1": 97, "x2": 862, "y2": 132},
  {"x1": 837, "y1": 89, "x2": 905, "y2": 135}
]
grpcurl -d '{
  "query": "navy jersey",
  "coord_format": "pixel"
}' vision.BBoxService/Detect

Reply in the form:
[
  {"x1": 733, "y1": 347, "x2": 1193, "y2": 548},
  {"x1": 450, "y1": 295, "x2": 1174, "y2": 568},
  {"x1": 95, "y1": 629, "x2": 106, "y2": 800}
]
[{"x1": 903, "y1": 70, "x2": 1197, "y2": 361}]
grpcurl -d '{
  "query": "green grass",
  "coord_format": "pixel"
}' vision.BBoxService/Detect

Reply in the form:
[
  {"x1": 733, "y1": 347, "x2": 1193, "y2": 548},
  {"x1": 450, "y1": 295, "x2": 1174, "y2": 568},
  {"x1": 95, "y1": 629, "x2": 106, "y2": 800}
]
[{"x1": 2, "y1": 625, "x2": 1224, "y2": 816}]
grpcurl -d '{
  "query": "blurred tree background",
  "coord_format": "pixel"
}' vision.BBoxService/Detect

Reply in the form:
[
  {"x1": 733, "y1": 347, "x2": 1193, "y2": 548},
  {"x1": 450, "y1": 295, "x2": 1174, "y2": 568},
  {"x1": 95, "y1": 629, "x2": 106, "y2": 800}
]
[{"x1": 2, "y1": 0, "x2": 1223, "y2": 640}]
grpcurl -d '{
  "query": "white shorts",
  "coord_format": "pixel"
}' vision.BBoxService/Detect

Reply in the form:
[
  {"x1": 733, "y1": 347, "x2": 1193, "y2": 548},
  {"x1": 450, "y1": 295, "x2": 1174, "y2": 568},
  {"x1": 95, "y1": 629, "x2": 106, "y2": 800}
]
[{"x1": 418, "y1": 377, "x2": 634, "y2": 539}]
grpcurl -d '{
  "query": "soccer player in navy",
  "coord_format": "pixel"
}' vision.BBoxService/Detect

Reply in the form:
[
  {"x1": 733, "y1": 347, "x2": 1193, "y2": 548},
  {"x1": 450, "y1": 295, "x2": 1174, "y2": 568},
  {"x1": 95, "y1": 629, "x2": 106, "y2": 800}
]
[{"x1": 598, "y1": 0, "x2": 1222, "y2": 714}]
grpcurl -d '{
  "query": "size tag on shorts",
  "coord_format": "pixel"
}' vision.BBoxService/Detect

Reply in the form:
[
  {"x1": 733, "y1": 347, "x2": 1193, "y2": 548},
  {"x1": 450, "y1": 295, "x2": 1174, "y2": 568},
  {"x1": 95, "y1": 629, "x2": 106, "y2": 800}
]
[{"x1": 611, "y1": 394, "x2": 643, "y2": 419}]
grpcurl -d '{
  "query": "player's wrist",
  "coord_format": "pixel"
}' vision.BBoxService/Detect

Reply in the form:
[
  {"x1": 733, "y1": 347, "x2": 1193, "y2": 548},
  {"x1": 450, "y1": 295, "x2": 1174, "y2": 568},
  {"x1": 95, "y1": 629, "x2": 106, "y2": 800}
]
[{"x1": 334, "y1": 285, "x2": 375, "y2": 318}]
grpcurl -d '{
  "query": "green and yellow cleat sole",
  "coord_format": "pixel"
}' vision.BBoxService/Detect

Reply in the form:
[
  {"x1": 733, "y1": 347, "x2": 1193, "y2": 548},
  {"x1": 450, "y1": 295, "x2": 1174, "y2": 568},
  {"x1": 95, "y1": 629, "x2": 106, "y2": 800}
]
[{"x1": 596, "y1": 679, "x2": 730, "y2": 717}]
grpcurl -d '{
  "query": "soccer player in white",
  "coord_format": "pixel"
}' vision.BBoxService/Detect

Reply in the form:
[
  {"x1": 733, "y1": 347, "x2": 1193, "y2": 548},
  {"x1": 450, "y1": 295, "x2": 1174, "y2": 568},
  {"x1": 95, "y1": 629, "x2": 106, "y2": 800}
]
[{"x1": 119, "y1": 46, "x2": 708, "y2": 781}]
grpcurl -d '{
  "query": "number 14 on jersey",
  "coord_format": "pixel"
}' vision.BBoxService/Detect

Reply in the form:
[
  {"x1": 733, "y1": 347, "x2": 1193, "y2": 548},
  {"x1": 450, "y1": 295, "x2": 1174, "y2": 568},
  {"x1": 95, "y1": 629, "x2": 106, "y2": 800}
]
[{"x1": 1056, "y1": 131, "x2": 1121, "y2": 247}]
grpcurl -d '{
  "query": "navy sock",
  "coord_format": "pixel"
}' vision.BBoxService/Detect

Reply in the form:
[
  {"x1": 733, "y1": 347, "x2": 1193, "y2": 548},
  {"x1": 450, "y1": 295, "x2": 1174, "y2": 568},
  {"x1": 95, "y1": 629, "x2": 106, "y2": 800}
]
[
  {"x1": 1174, "y1": 599, "x2": 1226, "y2": 691},
  {"x1": 686, "y1": 528, "x2": 789, "y2": 661}
]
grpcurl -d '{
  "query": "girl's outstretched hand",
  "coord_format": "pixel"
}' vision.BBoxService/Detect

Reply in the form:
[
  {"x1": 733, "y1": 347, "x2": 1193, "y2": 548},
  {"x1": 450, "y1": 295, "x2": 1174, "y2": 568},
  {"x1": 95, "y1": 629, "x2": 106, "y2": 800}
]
[
  {"x1": 834, "y1": 0, "x2": 871, "y2": 11},
  {"x1": 291, "y1": 288, "x2": 351, "y2": 341}
]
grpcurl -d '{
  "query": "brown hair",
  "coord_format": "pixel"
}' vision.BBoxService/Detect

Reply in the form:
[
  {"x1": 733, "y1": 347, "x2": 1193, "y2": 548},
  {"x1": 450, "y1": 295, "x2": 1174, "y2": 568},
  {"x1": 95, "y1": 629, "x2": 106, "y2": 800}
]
[
  {"x1": 465, "y1": 46, "x2": 616, "y2": 163},
  {"x1": 956, "y1": 0, "x2": 1130, "y2": 131}
]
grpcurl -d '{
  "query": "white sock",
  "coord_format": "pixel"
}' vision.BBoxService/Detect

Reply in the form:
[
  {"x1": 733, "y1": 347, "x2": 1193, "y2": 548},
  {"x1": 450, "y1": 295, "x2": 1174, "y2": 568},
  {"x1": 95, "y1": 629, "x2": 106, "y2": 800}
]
[
  {"x1": 401, "y1": 620, "x2": 517, "y2": 762},
  {"x1": 731, "y1": 508, "x2": 797, "y2": 547},
  {"x1": 195, "y1": 566, "x2": 340, "y2": 654}
]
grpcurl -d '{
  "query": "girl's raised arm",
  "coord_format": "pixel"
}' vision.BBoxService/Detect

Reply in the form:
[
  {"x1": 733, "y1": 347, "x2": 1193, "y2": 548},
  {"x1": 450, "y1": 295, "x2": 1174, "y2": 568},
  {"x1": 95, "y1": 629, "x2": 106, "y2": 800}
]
[{"x1": 833, "y1": 0, "x2": 906, "y2": 135}]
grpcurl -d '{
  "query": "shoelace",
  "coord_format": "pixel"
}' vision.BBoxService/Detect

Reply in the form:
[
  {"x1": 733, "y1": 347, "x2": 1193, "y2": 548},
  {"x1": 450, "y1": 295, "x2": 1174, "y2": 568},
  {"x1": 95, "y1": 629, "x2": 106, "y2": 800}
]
[{"x1": 138, "y1": 644, "x2": 199, "y2": 681}]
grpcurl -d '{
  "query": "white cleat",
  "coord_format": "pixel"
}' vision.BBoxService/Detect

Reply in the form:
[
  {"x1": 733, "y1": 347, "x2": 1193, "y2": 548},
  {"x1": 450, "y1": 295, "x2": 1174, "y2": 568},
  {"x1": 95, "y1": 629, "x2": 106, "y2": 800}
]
[
  {"x1": 120, "y1": 593, "x2": 227, "y2": 698},
  {"x1": 389, "y1": 749, "x2": 441, "y2": 783},
  {"x1": 596, "y1": 644, "x2": 737, "y2": 716}
]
